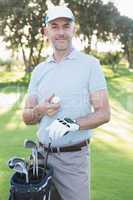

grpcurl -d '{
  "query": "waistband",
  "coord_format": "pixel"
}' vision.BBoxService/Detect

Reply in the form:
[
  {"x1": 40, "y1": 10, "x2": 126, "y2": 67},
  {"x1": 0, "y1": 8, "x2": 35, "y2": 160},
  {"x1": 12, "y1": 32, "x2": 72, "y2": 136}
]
[{"x1": 39, "y1": 139, "x2": 90, "y2": 153}]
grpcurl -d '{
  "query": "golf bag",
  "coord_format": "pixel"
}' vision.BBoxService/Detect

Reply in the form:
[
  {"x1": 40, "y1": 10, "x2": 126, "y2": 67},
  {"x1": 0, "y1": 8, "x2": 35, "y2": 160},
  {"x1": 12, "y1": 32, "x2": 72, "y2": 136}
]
[{"x1": 8, "y1": 165, "x2": 53, "y2": 200}]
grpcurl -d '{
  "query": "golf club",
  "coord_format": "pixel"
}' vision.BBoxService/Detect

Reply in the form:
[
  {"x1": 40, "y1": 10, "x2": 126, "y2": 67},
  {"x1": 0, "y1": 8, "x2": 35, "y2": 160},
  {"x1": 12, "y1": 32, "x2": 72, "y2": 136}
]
[
  {"x1": 13, "y1": 162, "x2": 29, "y2": 183},
  {"x1": 24, "y1": 139, "x2": 38, "y2": 177},
  {"x1": 30, "y1": 151, "x2": 45, "y2": 166},
  {"x1": 8, "y1": 157, "x2": 27, "y2": 169}
]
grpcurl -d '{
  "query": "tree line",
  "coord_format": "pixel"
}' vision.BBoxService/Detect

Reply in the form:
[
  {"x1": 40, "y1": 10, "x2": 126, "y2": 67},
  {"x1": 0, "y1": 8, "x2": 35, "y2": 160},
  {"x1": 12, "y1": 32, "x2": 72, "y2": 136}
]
[{"x1": 0, "y1": 0, "x2": 133, "y2": 70}]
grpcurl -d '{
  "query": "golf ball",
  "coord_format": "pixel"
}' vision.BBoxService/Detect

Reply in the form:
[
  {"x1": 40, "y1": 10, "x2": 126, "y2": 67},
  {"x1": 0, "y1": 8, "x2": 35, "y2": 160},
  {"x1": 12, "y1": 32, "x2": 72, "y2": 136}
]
[{"x1": 51, "y1": 96, "x2": 61, "y2": 104}]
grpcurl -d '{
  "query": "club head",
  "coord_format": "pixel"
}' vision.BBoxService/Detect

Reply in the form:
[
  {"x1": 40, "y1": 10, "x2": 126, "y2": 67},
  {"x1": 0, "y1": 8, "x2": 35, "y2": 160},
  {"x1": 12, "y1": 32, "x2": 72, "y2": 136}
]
[
  {"x1": 24, "y1": 139, "x2": 37, "y2": 149},
  {"x1": 14, "y1": 162, "x2": 27, "y2": 174},
  {"x1": 8, "y1": 157, "x2": 26, "y2": 169},
  {"x1": 14, "y1": 162, "x2": 29, "y2": 183}
]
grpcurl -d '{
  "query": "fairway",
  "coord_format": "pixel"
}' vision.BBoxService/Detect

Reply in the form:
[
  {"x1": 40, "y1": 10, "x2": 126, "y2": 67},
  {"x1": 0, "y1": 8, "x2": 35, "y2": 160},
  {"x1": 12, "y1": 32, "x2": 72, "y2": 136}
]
[{"x1": 0, "y1": 67, "x2": 133, "y2": 199}]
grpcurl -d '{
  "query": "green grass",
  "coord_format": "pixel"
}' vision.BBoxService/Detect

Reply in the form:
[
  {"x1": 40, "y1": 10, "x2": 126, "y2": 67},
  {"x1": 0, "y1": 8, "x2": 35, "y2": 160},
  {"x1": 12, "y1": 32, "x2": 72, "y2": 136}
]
[
  {"x1": 0, "y1": 85, "x2": 37, "y2": 199},
  {"x1": 0, "y1": 65, "x2": 133, "y2": 199},
  {"x1": 91, "y1": 65, "x2": 133, "y2": 199}
]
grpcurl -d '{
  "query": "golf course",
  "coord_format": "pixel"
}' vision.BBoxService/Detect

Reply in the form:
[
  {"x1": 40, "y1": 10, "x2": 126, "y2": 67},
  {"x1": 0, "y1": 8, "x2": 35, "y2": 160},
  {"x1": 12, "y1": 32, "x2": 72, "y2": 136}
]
[{"x1": 0, "y1": 64, "x2": 133, "y2": 200}]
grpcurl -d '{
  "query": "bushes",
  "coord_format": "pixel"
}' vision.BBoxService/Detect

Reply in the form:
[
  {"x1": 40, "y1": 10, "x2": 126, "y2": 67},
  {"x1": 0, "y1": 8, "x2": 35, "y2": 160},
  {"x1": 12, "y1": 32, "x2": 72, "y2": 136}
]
[
  {"x1": 0, "y1": 58, "x2": 14, "y2": 71},
  {"x1": 91, "y1": 51, "x2": 123, "y2": 72}
]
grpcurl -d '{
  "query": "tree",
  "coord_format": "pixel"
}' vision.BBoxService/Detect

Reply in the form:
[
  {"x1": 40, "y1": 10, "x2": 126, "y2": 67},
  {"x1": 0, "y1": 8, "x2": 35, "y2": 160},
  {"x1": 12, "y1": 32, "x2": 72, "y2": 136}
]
[
  {"x1": 1, "y1": 0, "x2": 132, "y2": 71},
  {"x1": 66, "y1": 0, "x2": 120, "y2": 53},
  {"x1": 115, "y1": 16, "x2": 133, "y2": 69},
  {"x1": 95, "y1": 2, "x2": 120, "y2": 40},
  {"x1": 1, "y1": 0, "x2": 47, "y2": 70}
]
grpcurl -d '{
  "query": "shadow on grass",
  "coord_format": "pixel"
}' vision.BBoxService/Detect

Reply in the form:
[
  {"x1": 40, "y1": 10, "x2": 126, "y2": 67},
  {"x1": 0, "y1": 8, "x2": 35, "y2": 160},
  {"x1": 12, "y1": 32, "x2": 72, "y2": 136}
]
[
  {"x1": 0, "y1": 92, "x2": 37, "y2": 157},
  {"x1": 0, "y1": 94, "x2": 37, "y2": 199},
  {"x1": 0, "y1": 67, "x2": 132, "y2": 199},
  {"x1": 107, "y1": 75, "x2": 133, "y2": 113},
  {"x1": 106, "y1": 65, "x2": 133, "y2": 79},
  {"x1": 0, "y1": 89, "x2": 25, "y2": 126},
  {"x1": 0, "y1": 92, "x2": 37, "y2": 141},
  {"x1": 91, "y1": 138, "x2": 133, "y2": 200},
  {"x1": 0, "y1": 82, "x2": 27, "y2": 93}
]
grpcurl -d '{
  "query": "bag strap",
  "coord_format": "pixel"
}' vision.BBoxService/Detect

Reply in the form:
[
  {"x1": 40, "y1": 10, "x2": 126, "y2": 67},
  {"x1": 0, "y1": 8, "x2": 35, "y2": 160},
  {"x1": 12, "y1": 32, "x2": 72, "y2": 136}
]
[{"x1": 44, "y1": 142, "x2": 51, "y2": 171}]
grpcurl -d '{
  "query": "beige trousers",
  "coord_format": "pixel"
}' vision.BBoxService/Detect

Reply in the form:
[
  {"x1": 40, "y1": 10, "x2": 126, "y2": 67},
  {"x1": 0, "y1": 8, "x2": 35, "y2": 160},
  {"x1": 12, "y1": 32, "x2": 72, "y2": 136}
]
[{"x1": 39, "y1": 145, "x2": 90, "y2": 200}]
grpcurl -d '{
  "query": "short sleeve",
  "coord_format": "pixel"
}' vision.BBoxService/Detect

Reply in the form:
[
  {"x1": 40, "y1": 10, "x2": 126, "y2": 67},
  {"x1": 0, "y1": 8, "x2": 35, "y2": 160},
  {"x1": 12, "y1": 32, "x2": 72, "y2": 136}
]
[
  {"x1": 27, "y1": 69, "x2": 38, "y2": 97},
  {"x1": 88, "y1": 59, "x2": 107, "y2": 92}
]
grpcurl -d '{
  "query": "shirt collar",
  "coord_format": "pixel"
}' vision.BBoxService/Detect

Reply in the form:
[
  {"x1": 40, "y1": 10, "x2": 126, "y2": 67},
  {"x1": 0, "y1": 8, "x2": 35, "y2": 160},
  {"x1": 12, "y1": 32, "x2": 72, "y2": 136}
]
[
  {"x1": 46, "y1": 48, "x2": 78, "y2": 63},
  {"x1": 46, "y1": 55, "x2": 55, "y2": 63}
]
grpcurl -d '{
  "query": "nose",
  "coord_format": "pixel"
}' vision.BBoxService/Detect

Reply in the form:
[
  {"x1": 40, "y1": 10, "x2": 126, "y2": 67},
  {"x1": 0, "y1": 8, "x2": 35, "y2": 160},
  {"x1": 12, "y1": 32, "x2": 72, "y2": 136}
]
[{"x1": 58, "y1": 28, "x2": 64, "y2": 35}]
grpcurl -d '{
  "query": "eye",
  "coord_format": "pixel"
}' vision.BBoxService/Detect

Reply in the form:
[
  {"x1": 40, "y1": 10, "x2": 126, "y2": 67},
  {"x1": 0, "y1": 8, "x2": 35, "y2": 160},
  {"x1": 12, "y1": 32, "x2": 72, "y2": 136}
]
[
  {"x1": 51, "y1": 25, "x2": 57, "y2": 29},
  {"x1": 64, "y1": 24, "x2": 70, "y2": 29},
  {"x1": 50, "y1": 23, "x2": 58, "y2": 29}
]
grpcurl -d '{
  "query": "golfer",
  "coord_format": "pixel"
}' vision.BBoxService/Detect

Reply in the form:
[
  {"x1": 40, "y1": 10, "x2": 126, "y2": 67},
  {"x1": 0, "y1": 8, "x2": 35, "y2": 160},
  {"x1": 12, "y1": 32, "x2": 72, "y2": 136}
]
[{"x1": 23, "y1": 5, "x2": 110, "y2": 200}]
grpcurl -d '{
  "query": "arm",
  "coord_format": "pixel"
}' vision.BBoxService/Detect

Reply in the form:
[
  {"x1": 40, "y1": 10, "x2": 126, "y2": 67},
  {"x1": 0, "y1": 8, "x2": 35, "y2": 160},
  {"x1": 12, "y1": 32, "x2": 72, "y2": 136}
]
[
  {"x1": 22, "y1": 96, "x2": 41, "y2": 125},
  {"x1": 76, "y1": 90, "x2": 110, "y2": 130},
  {"x1": 22, "y1": 95, "x2": 60, "y2": 125}
]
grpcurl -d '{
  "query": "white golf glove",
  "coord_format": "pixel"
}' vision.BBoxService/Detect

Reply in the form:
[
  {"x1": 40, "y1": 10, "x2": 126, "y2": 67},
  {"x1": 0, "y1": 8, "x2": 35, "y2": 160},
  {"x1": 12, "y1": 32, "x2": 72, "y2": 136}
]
[{"x1": 45, "y1": 118, "x2": 80, "y2": 141}]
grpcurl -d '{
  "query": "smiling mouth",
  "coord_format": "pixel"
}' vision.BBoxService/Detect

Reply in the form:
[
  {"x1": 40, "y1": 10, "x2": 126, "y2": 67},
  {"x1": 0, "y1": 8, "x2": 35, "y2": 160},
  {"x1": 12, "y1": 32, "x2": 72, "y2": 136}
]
[
  {"x1": 56, "y1": 38, "x2": 66, "y2": 40},
  {"x1": 56, "y1": 40, "x2": 66, "y2": 44}
]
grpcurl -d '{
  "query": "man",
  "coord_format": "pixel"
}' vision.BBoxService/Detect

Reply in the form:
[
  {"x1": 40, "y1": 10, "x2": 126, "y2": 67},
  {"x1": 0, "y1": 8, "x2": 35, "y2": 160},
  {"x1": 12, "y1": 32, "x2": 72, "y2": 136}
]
[{"x1": 22, "y1": 5, "x2": 110, "y2": 200}]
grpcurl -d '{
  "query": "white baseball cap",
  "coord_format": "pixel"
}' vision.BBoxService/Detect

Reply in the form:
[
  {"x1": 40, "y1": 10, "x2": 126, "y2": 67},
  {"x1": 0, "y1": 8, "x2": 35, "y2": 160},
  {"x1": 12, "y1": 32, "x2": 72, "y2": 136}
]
[{"x1": 45, "y1": 6, "x2": 75, "y2": 24}]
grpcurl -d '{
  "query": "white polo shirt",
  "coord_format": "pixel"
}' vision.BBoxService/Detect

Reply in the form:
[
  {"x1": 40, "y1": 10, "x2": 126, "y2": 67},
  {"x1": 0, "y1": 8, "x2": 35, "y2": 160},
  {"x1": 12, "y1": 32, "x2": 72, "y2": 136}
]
[{"x1": 28, "y1": 49, "x2": 107, "y2": 147}]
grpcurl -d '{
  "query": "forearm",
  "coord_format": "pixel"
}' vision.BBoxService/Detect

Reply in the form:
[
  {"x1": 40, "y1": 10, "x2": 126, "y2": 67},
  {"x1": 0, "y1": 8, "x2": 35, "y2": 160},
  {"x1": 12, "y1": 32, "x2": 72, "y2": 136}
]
[
  {"x1": 76, "y1": 109, "x2": 110, "y2": 130},
  {"x1": 23, "y1": 96, "x2": 60, "y2": 125}
]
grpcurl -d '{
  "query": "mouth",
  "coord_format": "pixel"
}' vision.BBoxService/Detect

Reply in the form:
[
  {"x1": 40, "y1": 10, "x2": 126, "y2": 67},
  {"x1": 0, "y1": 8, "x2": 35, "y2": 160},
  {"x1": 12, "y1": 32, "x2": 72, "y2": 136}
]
[
  {"x1": 55, "y1": 39, "x2": 66, "y2": 44},
  {"x1": 56, "y1": 38, "x2": 66, "y2": 41},
  {"x1": 56, "y1": 39, "x2": 65, "y2": 41}
]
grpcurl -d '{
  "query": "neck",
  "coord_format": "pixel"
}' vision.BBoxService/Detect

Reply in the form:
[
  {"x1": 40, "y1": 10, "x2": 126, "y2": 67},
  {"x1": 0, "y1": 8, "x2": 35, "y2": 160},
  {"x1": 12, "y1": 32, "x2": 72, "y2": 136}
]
[{"x1": 53, "y1": 46, "x2": 73, "y2": 63}]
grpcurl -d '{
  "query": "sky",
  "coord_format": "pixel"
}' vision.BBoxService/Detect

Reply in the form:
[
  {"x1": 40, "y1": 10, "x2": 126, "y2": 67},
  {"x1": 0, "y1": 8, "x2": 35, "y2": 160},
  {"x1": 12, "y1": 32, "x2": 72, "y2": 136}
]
[{"x1": 104, "y1": 0, "x2": 133, "y2": 19}]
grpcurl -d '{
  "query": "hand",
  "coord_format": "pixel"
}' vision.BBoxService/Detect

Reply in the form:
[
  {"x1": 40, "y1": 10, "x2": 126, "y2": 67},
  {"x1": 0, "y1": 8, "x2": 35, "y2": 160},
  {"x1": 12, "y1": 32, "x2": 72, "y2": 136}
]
[
  {"x1": 33, "y1": 94, "x2": 60, "y2": 117},
  {"x1": 45, "y1": 118, "x2": 80, "y2": 141}
]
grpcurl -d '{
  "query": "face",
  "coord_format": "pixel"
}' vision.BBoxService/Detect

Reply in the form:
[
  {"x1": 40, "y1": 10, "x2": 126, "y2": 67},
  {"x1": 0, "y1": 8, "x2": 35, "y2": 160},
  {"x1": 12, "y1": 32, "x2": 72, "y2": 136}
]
[{"x1": 44, "y1": 18, "x2": 75, "y2": 52}]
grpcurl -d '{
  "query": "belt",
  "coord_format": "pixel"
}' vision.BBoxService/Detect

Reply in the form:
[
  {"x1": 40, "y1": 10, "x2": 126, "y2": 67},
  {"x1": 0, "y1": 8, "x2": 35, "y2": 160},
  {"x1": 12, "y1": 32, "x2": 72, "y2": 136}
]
[{"x1": 39, "y1": 140, "x2": 90, "y2": 153}]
